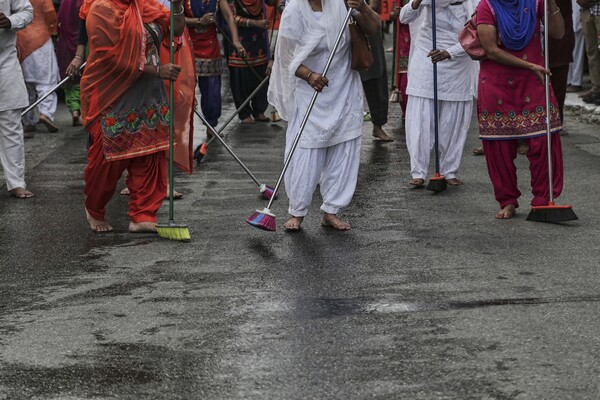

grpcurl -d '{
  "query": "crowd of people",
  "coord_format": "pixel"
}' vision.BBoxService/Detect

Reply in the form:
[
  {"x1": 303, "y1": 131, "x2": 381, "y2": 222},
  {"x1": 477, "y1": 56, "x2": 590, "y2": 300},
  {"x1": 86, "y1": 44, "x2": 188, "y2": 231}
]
[{"x1": 0, "y1": 0, "x2": 595, "y2": 231}]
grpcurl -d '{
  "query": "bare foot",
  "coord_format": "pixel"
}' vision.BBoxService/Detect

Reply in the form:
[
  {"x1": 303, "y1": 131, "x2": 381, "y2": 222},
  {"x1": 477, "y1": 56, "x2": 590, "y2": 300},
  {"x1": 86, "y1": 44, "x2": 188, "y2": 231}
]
[
  {"x1": 39, "y1": 114, "x2": 59, "y2": 133},
  {"x1": 472, "y1": 146, "x2": 484, "y2": 156},
  {"x1": 321, "y1": 213, "x2": 351, "y2": 231},
  {"x1": 129, "y1": 221, "x2": 157, "y2": 233},
  {"x1": 495, "y1": 204, "x2": 516, "y2": 219},
  {"x1": 10, "y1": 187, "x2": 34, "y2": 199},
  {"x1": 122, "y1": 187, "x2": 182, "y2": 200},
  {"x1": 254, "y1": 114, "x2": 270, "y2": 122},
  {"x1": 283, "y1": 216, "x2": 303, "y2": 231},
  {"x1": 241, "y1": 117, "x2": 255, "y2": 124},
  {"x1": 85, "y1": 208, "x2": 113, "y2": 232},
  {"x1": 446, "y1": 178, "x2": 463, "y2": 186},
  {"x1": 408, "y1": 178, "x2": 425, "y2": 189},
  {"x1": 120, "y1": 187, "x2": 130, "y2": 195},
  {"x1": 372, "y1": 126, "x2": 394, "y2": 142}
]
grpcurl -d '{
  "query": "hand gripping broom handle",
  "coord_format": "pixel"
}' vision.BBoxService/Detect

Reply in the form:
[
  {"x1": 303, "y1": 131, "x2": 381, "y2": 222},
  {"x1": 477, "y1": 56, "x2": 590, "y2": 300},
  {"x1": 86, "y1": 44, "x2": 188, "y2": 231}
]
[
  {"x1": 265, "y1": 8, "x2": 354, "y2": 210},
  {"x1": 168, "y1": 0, "x2": 176, "y2": 219},
  {"x1": 431, "y1": 0, "x2": 441, "y2": 174},
  {"x1": 21, "y1": 62, "x2": 87, "y2": 117},
  {"x1": 543, "y1": 0, "x2": 554, "y2": 203},
  {"x1": 194, "y1": 107, "x2": 263, "y2": 186}
]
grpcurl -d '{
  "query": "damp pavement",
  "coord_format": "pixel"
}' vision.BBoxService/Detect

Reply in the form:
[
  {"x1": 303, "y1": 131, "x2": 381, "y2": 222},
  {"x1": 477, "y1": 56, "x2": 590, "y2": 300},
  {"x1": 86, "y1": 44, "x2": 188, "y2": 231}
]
[{"x1": 2, "y1": 80, "x2": 600, "y2": 399}]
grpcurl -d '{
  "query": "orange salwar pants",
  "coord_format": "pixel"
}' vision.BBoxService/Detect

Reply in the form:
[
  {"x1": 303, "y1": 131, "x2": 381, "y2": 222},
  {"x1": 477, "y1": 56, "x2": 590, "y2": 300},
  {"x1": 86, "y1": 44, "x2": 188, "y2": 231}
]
[{"x1": 83, "y1": 121, "x2": 167, "y2": 223}]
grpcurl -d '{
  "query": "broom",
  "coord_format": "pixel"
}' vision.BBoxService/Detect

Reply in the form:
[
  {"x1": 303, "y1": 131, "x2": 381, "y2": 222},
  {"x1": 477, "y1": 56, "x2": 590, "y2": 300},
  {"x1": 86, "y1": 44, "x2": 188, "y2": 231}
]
[
  {"x1": 194, "y1": 107, "x2": 275, "y2": 199},
  {"x1": 156, "y1": 2, "x2": 191, "y2": 241},
  {"x1": 246, "y1": 7, "x2": 354, "y2": 231},
  {"x1": 21, "y1": 62, "x2": 86, "y2": 117},
  {"x1": 196, "y1": 75, "x2": 271, "y2": 161},
  {"x1": 426, "y1": 0, "x2": 447, "y2": 193},
  {"x1": 389, "y1": 4, "x2": 400, "y2": 103},
  {"x1": 526, "y1": 0, "x2": 577, "y2": 223}
]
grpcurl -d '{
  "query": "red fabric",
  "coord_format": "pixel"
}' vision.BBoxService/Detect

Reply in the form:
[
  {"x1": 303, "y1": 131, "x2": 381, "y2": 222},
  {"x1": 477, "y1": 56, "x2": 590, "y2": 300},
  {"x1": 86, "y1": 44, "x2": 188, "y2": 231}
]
[
  {"x1": 84, "y1": 120, "x2": 167, "y2": 222},
  {"x1": 265, "y1": 4, "x2": 280, "y2": 30},
  {"x1": 476, "y1": 0, "x2": 562, "y2": 140},
  {"x1": 482, "y1": 134, "x2": 563, "y2": 209},
  {"x1": 184, "y1": 0, "x2": 220, "y2": 59}
]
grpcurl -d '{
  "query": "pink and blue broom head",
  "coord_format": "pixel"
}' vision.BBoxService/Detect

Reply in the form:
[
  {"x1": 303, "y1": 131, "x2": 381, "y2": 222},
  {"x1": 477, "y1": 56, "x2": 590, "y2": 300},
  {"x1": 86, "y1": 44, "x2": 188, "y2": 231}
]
[
  {"x1": 246, "y1": 208, "x2": 277, "y2": 231},
  {"x1": 259, "y1": 184, "x2": 276, "y2": 200}
]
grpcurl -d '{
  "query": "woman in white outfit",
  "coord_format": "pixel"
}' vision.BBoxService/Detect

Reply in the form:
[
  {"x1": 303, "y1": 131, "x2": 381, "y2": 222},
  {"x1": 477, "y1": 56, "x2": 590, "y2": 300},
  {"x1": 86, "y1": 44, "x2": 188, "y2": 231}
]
[
  {"x1": 268, "y1": 0, "x2": 380, "y2": 230},
  {"x1": 400, "y1": 0, "x2": 477, "y2": 188}
]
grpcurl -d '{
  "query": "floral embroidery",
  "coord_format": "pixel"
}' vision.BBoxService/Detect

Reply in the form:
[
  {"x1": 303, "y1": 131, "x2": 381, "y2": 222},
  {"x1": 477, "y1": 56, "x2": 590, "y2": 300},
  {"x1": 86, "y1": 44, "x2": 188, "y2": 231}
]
[
  {"x1": 123, "y1": 109, "x2": 142, "y2": 132},
  {"x1": 100, "y1": 101, "x2": 169, "y2": 136},
  {"x1": 497, "y1": 99, "x2": 503, "y2": 105},
  {"x1": 101, "y1": 112, "x2": 122, "y2": 135}
]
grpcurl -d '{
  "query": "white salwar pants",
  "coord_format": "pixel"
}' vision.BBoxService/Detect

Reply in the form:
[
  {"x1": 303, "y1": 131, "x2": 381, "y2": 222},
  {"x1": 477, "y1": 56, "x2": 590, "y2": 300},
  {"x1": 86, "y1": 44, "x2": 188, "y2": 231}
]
[
  {"x1": 0, "y1": 109, "x2": 27, "y2": 190},
  {"x1": 405, "y1": 95, "x2": 472, "y2": 180},
  {"x1": 21, "y1": 39, "x2": 59, "y2": 125},
  {"x1": 284, "y1": 136, "x2": 362, "y2": 217},
  {"x1": 568, "y1": 29, "x2": 584, "y2": 86}
]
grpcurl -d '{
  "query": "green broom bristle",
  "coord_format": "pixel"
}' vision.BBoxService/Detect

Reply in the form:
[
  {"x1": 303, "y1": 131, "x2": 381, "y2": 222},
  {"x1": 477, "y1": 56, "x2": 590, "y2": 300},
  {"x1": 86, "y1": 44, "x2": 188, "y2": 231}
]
[{"x1": 156, "y1": 224, "x2": 191, "y2": 241}]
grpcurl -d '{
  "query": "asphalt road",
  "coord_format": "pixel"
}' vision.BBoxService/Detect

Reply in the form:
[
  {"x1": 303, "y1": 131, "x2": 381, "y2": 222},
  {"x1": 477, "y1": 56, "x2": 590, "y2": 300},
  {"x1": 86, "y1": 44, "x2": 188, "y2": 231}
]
[{"x1": 1, "y1": 70, "x2": 600, "y2": 399}]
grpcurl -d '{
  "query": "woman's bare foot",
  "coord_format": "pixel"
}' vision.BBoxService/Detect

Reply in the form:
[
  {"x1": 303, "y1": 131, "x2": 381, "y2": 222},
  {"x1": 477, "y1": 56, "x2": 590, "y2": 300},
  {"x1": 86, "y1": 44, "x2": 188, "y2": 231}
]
[
  {"x1": 85, "y1": 208, "x2": 113, "y2": 232},
  {"x1": 372, "y1": 126, "x2": 394, "y2": 142},
  {"x1": 472, "y1": 146, "x2": 484, "y2": 156},
  {"x1": 408, "y1": 178, "x2": 425, "y2": 189},
  {"x1": 321, "y1": 213, "x2": 351, "y2": 230},
  {"x1": 39, "y1": 114, "x2": 59, "y2": 133},
  {"x1": 120, "y1": 187, "x2": 130, "y2": 195},
  {"x1": 241, "y1": 117, "x2": 255, "y2": 124},
  {"x1": 495, "y1": 204, "x2": 516, "y2": 219},
  {"x1": 446, "y1": 178, "x2": 463, "y2": 186},
  {"x1": 283, "y1": 216, "x2": 303, "y2": 231},
  {"x1": 129, "y1": 221, "x2": 157, "y2": 233},
  {"x1": 254, "y1": 114, "x2": 270, "y2": 122},
  {"x1": 10, "y1": 187, "x2": 34, "y2": 199}
]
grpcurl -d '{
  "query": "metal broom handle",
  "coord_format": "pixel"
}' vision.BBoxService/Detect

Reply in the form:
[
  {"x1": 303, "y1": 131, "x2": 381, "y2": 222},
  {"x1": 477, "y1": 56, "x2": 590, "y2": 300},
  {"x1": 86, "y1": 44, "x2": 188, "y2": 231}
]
[
  {"x1": 432, "y1": 0, "x2": 440, "y2": 174},
  {"x1": 21, "y1": 62, "x2": 87, "y2": 117},
  {"x1": 265, "y1": 8, "x2": 354, "y2": 210},
  {"x1": 543, "y1": 0, "x2": 554, "y2": 203}
]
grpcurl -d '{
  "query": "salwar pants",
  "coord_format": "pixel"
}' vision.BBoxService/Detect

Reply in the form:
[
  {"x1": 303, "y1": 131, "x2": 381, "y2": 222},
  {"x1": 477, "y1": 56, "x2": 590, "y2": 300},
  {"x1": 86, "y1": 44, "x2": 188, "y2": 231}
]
[
  {"x1": 83, "y1": 123, "x2": 167, "y2": 223},
  {"x1": 567, "y1": 29, "x2": 584, "y2": 87},
  {"x1": 405, "y1": 96, "x2": 472, "y2": 180},
  {"x1": 581, "y1": 10, "x2": 600, "y2": 91},
  {"x1": 198, "y1": 75, "x2": 221, "y2": 128},
  {"x1": 482, "y1": 134, "x2": 563, "y2": 209},
  {"x1": 64, "y1": 84, "x2": 81, "y2": 113},
  {"x1": 0, "y1": 109, "x2": 27, "y2": 191},
  {"x1": 284, "y1": 136, "x2": 362, "y2": 217},
  {"x1": 229, "y1": 64, "x2": 268, "y2": 121}
]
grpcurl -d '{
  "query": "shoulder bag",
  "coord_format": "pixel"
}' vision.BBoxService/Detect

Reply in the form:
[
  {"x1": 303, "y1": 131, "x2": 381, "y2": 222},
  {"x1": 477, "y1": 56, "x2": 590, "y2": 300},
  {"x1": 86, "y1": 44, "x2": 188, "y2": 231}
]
[
  {"x1": 349, "y1": 18, "x2": 374, "y2": 70},
  {"x1": 458, "y1": 11, "x2": 487, "y2": 61}
]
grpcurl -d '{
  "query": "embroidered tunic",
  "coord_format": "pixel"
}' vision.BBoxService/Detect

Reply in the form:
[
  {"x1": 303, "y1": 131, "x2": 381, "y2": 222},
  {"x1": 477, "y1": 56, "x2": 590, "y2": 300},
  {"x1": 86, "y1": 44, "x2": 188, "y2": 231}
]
[
  {"x1": 185, "y1": 0, "x2": 223, "y2": 76},
  {"x1": 476, "y1": 0, "x2": 561, "y2": 140}
]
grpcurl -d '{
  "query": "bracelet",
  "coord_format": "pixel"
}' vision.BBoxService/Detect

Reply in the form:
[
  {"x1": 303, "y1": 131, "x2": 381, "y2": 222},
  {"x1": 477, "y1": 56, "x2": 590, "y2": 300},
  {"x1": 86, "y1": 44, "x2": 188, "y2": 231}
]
[
  {"x1": 173, "y1": 5, "x2": 184, "y2": 15},
  {"x1": 306, "y1": 71, "x2": 314, "y2": 81},
  {"x1": 550, "y1": 7, "x2": 560, "y2": 15}
]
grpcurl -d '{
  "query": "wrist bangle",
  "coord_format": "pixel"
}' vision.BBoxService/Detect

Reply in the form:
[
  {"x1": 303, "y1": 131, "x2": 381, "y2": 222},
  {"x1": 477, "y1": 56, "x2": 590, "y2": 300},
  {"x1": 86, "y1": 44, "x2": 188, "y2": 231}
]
[
  {"x1": 550, "y1": 7, "x2": 560, "y2": 15},
  {"x1": 173, "y1": 5, "x2": 184, "y2": 15},
  {"x1": 306, "y1": 71, "x2": 314, "y2": 81}
]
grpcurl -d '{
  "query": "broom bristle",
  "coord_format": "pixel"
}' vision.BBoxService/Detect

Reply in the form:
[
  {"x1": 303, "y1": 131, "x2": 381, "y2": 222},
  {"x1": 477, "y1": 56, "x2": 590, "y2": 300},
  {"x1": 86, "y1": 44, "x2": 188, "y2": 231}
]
[
  {"x1": 427, "y1": 174, "x2": 447, "y2": 193},
  {"x1": 526, "y1": 204, "x2": 578, "y2": 223},
  {"x1": 246, "y1": 208, "x2": 277, "y2": 231},
  {"x1": 260, "y1": 184, "x2": 276, "y2": 200},
  {"x1": 194, "y1": 142, "x2": 208, "y2": 164},
  {"x1": 156, "y1": 222, "x2": 191, "y2": 241}
]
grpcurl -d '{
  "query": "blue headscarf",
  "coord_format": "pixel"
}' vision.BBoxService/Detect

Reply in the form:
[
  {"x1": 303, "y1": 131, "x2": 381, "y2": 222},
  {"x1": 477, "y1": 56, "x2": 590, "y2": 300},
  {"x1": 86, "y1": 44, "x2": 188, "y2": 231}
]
[{"x1": 489, "y1": 0, "x2": 538, "y2": 51}]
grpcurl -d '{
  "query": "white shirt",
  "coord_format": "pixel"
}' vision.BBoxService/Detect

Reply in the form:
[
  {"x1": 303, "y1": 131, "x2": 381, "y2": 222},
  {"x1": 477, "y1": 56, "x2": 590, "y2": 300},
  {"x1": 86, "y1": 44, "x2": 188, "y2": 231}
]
[
  {"x1": 0, "y1": 0, "x2": 33, "y2": 112},
  {"x1": 400, "y1": 0, "x2": 478, "y2": 101}
]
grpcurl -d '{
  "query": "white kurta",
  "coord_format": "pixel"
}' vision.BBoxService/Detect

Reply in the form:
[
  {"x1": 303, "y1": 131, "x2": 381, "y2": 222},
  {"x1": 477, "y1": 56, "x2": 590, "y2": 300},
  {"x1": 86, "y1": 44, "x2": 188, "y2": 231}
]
[
  {"x1": 268, "y1": 0, "x2": 364, "y2": 217},
  {"x1": 400, "y1": 0, "x2": 477, "y2": 181},
  {"x1": 0, "y1": 0, "x2": 33, "y2": 191}
]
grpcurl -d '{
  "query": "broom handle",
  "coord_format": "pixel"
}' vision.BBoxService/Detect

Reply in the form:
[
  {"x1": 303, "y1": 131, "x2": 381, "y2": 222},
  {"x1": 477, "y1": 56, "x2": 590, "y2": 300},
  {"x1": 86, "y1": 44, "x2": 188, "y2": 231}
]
[
  {"x1": 168, "y1": 0, "x2": 176, "y2": 220},
  {"x1": 544, "y1": 0, "x2": 554, "y2": 203},
  {"x1": 204, "y1": 75, "x2": 270, "y2": 145},
  {"x1": 194, "y1": 108, "x2": 263, "y2": 186},
  {"x1": 21, "y1": 62, "x2": 87, "y2": 117},
  {"x1": 431, "y1": 0, "x2": 440, "y2": 174},
  {"x1": 266, "y1": 8, "x2": 353, "y2": 210},
  {"x1": 215, "y1": 23, "x2": 265, "y2": 82}
]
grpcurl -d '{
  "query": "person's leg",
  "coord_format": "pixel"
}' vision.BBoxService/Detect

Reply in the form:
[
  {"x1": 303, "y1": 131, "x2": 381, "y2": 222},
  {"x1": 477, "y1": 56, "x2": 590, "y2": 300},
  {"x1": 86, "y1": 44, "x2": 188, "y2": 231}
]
[
  {"x1": 250, "y1": 63, "x2": 269, "y2": 120},
  {"x1": 362, "y1": 75, "x2": 393, "y2": 141},
  {"x1": 581, "y1": 10, "x2": 600, "y2": 93},
  {"x1": 126, "y1": 151, "x2": 167, "y2": 232},
  {"x1": 399, "y1": 72, "x2": 408, "y2": 122},
  {"x1": 482, "y1": 139, "x2": 520, "y2": 217},
  {"x1": 527, "y1": 133, "x2": 563, "y2": 206},
  {"x1": 64, "y1": 84, "x2": 82, "y2": 126},
  {"x1": 405, "y1": 96, "x2": 431, "y2": 184},
  {"x1": 438, "y1": 99, "x2": 472, "y2": 182},
  {"x1": 0, "y1": 109, "x2": 31, "y2": 197},
  {"x1": 319, "y1": 136, "x2": 362, "y2": 230},
  {"x1": 83, "y1": 123, "x2": 127, "y2": 231},
  {"x1": 228, "y1": 66, "x2": 252, "y2": 122},
  {"x1": 199, "y1": 75, "x2": 222, "y2": 128},
  {"x1": 550, "y1": 65, "x2": 569, "y2": 122},
  {"x1": 36, "y1": 82, "x2": 59, "y2": 132},
  {"x1": 21, "y1": 83, "x2": 37, "y2": 130},
  {"x1": 567, "y1": 29, "x2": 584, "y2": 87}
]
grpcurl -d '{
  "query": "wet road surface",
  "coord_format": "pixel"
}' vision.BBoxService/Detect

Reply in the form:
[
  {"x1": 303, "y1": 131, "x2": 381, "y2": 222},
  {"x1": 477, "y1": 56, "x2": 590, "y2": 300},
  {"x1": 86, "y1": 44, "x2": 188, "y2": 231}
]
[{"x1": 1, "y1": 79, "x2": 600, "y2": 398}]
